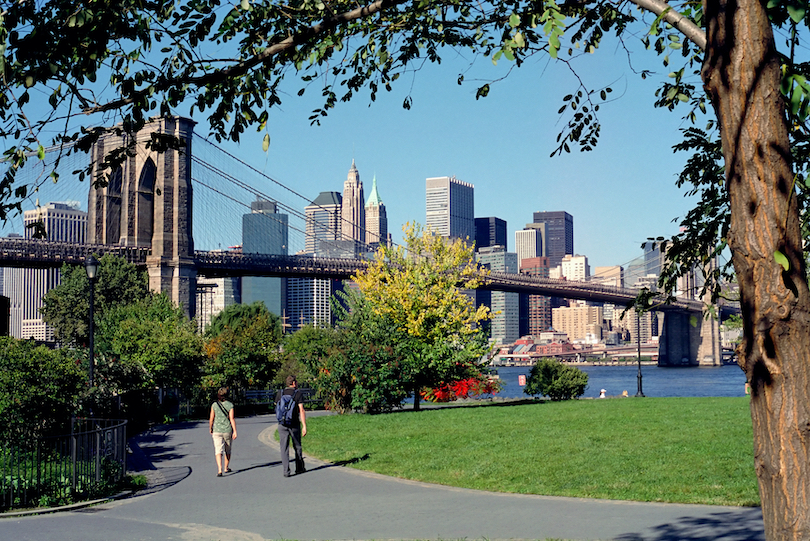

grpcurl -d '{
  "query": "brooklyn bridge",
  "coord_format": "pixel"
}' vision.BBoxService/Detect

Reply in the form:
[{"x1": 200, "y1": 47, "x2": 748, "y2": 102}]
[{"x1": 0, "y1": 117, "x2": 726, "y2": 366}]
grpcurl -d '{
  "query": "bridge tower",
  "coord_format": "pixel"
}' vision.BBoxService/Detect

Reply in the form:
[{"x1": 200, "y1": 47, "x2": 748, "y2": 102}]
[
  {"x1": 658, "y1": 256, "x2": 722, "y2": 366},
  {"x1": 88, "y1": 117, "x2": 197, "y2": 316}
]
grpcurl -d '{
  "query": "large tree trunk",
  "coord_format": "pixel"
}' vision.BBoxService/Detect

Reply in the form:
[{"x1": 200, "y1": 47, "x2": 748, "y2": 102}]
[{"x1": 702, "y1": 0, "x2": 810, "y2": 538}]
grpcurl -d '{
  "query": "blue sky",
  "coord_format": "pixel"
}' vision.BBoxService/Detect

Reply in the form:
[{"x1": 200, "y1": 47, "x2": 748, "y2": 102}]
[{"x1": 211, "y1": 34, "x2": 705, "y2": 270}]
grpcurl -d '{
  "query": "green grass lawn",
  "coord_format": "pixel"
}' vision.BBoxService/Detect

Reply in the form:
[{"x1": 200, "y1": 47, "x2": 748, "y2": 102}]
[{"x1": 305, "y1": 397, "x2": 759, "y2": 506}]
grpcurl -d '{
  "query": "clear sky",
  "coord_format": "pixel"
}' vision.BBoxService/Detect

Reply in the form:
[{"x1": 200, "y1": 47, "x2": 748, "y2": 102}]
[{"x1": 210, "y1": 32, "x2": 704, "y2": 270}]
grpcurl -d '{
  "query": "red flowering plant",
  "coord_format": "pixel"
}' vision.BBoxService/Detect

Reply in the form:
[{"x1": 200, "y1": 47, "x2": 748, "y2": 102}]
[
  {"x1": 422, "y1": 375, "x2": 501, "y2": 402},
  {"x1": 421, "y1": 351, "x2": 502, "y2": 403}
]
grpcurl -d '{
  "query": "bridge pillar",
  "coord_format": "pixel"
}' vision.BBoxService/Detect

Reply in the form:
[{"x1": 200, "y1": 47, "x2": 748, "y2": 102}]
[
  {"x1": 658, "y1": 308, "x2": 722, "y2": 366},
  {"x1": 696, "y1": 307, "x2": 722, "y2": 366},
  {"x1": 89, "y1": 117, "x2": 197, "y2": 317}
]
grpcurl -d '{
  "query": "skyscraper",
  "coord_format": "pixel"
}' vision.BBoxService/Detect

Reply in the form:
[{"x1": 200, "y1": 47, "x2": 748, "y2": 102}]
[
  {"x1": 530, "y1": 211, "x2": 573, "y2": 268},
  {"x1": 295, "y1": 191, "x2": 344, "y2": 333},
  {"x1": 515, "y1": 227, "x2": 545, "y2": 266},
  {"x1": 18, "y1": 202, "x2": 87, "y2": 341},
  {"x1": 341, "y1": 160, "x2": 365, "y2": 247},
  {"x1": 519, "y1": 256, "x2": 552, "y2": 336},
  {"x1": 560, "y1": 254, "x2": 590, "y2": 282},
  {"x1": 476, "y1": 246, "x2": 520, "y2": 345},
  {"x1": 304, "y1": 191, "x2": 342, "y2": 254},
  {"x1": 242, "y1": 198, "x2": 288, "y2": 317},
  {"x1": 426, "y1": 176, "x2": 474, "y2": 241},
  {"x1": 365, "y1": 174, "x2": 388, "y2": 248},
  {"x1": 475, "y1": 217, "x2": 507, "y2": 250}
]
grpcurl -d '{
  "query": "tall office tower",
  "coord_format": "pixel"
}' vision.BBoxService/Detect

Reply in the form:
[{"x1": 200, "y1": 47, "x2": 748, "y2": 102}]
[
  {"x1": 643, "y1": 240, "x2": 665, "y2": 278},
  {"x1": 530, "y1": 211, "x2": 573, "y2": 268},
  {"x1": 592, "y1": 266, "x2": 624, "y2": 328},
  {"x1": 242, "y1": 198, "x2": 288, "y2": 317},
  {"x1": 299, "y1": 192, "x2": 344, "y2": 333},
  {"x1": 475, "y1": 217, "x2": 507, "y2": 250},
  {"x1": 195, "y1": 277, "x2": 241, "y2": 333},
  {"x1": 365, "y1": 174, "x2": 389, "y2": 249},
  {"x1": 515, "y1": 227, "x2": 545, "y2": 266},
  {"x1": 305, "y1": 191, "x2": 342, "y2": 254},
  {"x1": 3, "y1": 233, "x2": 22, "y2": 338},
  {"x1": 426, "y1": 176, "x2": 474, "y2": 241},
  {"x1": 476, "y1": 246, "x2": 520, "y2": 345},
  {"x1": 341, "y1": 160, "x2": 365, "y2": 247},
  {"x1": 19, "y1": 202, "x2": 87, "y2": 341},
  {"x1": 560, "y1": 254, "x2": 590, "y2": 282},
  {"x1": 519, "y1": 256, "x2": 551, "y2": 336},
  {"x1": 286, "y1": 274, "x2": 334, "y2": 333}
]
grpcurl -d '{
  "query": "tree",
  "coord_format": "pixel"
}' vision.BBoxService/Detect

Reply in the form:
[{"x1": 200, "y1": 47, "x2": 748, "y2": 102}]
[
  {"x1": 3, "y1": 0, "x2": 810, "y2": 535},
  {"x1": 97, "y1": 293, "x2": 204, "y2": 392},
  {"x1": 524, "y1": 358, "x2": 588, "y2": 401},
  {"x1": 353, "y1": 223, "x2": 491, "y2": 410},
  {"x1": 41, "y1": 255, "x2": 151, "y2": 345},
  {"x1": 202, "y1": 302, "x2": 282, "y2": 389},
  {"x1": 279, "y1": 324, "x2": 335, "y2": 387},
  {"x1": 0, "y1": 337, "x2": 84, "y2": 443},
  {"x1": 308, "y1": 290, "x2": 410, "y2": 413}
]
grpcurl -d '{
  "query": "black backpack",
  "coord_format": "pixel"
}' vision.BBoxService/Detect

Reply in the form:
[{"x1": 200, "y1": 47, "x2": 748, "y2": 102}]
[{"x1": 276, "y1": 393, "x2": 297, "y2": 427}]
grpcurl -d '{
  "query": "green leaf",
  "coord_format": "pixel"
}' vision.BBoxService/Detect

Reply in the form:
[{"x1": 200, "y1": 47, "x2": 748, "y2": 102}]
[
  {"x1": 509, "y1": 13, "x2": 520, "y2": 28},
  {"x1": 37, "y1": 145, "x2": 45, "y2": 160},
  {"x1": 689, "y1": 315, "x2": 698, "y2": 328},
  {"x1": 787, "y1": 3, "x2": 806, "y2": 23},
  {"x1": 774, "y1": 250, "x2": 790, "y2": 271},
  {"x1": 262, "y1": 133, "x2": 270, "y2": 152},
  {"x1": 240, "y1": 0, "x2": 250, "y2": 10}
]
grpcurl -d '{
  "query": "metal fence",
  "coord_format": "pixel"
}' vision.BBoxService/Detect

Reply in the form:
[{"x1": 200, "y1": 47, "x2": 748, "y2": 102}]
[{"x1": 0, "y1": 418, "x2": 127, "y2": 511}]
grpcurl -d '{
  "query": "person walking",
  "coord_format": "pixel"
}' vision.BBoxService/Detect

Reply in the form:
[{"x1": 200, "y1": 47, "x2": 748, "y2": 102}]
[
  {"x1": 275, "y1": 375, "x2": 307, "y2": 477},
  {"x1": 209, "y1": 386, "x2": 237, "y2": 477}
]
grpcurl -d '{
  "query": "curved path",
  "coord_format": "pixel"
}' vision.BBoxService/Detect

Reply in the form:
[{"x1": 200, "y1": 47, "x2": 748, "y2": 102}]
[{"x1": 0, "y1": 414, "x2": 764, "y2": 541}]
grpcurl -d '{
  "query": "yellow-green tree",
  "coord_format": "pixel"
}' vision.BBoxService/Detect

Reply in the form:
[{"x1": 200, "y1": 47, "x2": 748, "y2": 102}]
[{"x1": 353, "y1": 223, "x2": 490, "y2": 410}]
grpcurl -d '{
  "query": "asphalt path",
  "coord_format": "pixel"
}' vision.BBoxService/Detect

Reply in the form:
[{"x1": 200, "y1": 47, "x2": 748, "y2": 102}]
[{"x1": 0, "y1": 413, "x2": 765, "y2": 541}]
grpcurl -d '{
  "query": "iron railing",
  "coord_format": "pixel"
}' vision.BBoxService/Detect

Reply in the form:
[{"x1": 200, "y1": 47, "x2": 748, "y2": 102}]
[{"x1": 0, "y1": 418, "x2": 127, "y2": 511}]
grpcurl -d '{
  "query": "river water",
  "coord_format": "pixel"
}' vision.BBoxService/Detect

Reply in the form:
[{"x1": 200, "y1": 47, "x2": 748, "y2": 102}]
[{"x1": 492, "y1": 364, "x2": 748, "y2": 399}]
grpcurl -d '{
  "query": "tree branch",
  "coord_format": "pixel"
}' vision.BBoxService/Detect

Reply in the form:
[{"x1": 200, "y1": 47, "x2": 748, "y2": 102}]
[
  {"x1": 625, "y1": 0, "x2": 706, "y2": 50},
  {"x1": 83, "y1": 0, "x2": 410, "y2": 115}
]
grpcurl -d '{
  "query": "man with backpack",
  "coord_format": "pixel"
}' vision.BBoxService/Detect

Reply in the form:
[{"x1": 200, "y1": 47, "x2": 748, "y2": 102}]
[{"x1": 275, "y1": 375, "x2": 307, "y2": 477}]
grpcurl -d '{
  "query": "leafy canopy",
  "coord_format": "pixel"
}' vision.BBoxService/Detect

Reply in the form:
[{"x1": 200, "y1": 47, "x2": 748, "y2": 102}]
[
  {"x1": 40, "y1": 254, "x2": 150, "y2": 345},
  {"x1": 352, "y1": 223, "x2": 491, "y2": 407},
  {"x1": 203, "y1": 301, "x2": 283, "y2": 389}
]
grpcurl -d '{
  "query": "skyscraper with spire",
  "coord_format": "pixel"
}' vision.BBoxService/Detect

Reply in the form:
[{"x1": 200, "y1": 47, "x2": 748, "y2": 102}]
[
  {"x1": 365, "y1": 174, "x2": 388, "y2": 248},
  {"x1": 341, "y1": 160, "x2": 365, "y2": 248}
]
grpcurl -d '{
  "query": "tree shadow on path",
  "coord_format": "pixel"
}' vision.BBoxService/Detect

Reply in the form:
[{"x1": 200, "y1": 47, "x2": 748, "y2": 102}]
[{"x1": 614, "y1": 508, "x2": 764, "y2": 541}]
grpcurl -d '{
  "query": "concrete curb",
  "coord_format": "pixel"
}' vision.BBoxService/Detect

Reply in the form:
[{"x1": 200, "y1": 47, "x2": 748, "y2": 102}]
[{"x1": 0, "y1": 490, "x2": 134, "y2": 518}]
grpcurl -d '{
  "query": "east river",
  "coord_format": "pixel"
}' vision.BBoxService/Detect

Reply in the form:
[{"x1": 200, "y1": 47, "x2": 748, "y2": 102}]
[{"x1": 492, "y1": 364, "x2": 748, "y2": 399}]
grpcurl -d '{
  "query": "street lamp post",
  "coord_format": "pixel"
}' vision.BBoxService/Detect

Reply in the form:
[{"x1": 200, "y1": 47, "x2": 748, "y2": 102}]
[
  {"x1": 85, "y1": 255, "x2": 99, "y2": 387},
  {"x1": 636, "y1": 309, "x2": 645, "y2": 397}
]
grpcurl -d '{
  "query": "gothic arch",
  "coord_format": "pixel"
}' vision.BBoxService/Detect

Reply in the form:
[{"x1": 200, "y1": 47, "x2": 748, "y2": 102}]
[
  {"x1": 106, "y1": 167, "x2": 122, "y2": 244},
  {"x1": 136, "y1": 157, "x2": 156, "y2": 245}
]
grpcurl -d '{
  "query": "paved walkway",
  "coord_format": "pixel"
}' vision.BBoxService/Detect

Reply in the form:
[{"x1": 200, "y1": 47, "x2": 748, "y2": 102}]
[{"x1": 0, "y1": 414, "x2": 764, "y2": 541}]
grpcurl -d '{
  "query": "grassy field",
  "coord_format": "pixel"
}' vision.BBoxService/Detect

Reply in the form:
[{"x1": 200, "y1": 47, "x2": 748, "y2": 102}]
[{"x1": 305, "y1": 397, "x2": 759, "y2": 506}]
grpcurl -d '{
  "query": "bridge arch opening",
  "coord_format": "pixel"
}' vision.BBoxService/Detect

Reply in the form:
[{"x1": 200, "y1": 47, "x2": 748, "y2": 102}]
[{"x1": 136, "y1": 157, "x2": 156, "y2": 246}]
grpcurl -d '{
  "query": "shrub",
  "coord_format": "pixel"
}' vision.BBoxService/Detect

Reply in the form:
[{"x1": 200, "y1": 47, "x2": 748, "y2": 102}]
[{"x1": 524, "y1": 358, "x2": 588, "y2": 401}]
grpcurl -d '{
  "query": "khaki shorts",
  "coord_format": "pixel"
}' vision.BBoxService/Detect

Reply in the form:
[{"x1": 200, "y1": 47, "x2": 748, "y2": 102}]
[{"x1": 212, "y1": 432, "x2": 232, "y2": 455}]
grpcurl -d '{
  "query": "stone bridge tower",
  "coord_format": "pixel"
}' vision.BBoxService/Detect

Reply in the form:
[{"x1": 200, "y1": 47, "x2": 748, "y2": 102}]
[
  {"x1": 658, "y1": 255, "x2": 723, "y2": 366},
  {"x1": 88, "y1": 117, "x2": 197, "y2": 316}
]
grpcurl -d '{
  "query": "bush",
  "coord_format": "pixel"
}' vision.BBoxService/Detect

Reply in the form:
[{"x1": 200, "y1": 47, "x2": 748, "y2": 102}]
[
  {"x1": 524, "y1": 358, "x2": 588, "y2": 401},
  {"x1": 0, "y1": 338, "x2": 85, "y2": 443}
]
